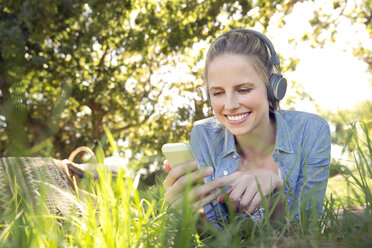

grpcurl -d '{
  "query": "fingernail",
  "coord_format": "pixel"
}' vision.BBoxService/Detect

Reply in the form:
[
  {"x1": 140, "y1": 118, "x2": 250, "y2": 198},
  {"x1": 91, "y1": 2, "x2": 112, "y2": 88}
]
[
  {"x1": 164, "y1": 161, "x2": 171, "y2": 172},
  {"x1": 205, "y1": 167, "x2": 213, "y2": 174}
]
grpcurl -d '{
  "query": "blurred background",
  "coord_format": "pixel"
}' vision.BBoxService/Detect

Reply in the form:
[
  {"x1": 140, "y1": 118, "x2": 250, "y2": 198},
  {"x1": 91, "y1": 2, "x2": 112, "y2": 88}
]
[{"x1": 0, "y1": 0, "x2": 371, "y2": 185}]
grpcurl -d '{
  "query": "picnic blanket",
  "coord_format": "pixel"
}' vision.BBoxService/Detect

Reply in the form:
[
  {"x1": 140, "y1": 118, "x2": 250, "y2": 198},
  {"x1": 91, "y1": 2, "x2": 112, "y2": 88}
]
[{"x1": 0, "y1": 157, "x2": 84, "y2": 216}]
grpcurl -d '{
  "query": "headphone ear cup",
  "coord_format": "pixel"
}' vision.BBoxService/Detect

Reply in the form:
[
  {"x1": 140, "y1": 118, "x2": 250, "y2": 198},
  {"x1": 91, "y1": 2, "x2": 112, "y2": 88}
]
[{"x1": 268, "y1": 74, "x2": 287, "y2": 102}]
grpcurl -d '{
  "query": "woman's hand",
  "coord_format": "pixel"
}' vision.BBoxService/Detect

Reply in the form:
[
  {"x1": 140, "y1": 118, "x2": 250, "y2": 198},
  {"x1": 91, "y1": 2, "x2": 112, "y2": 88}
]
[
  {"x1": 215, "y1": 169, "x2": 283, "y2": 214},
  {"x1": 162, "y1": 160, "x2": 221, "y2": 210}
]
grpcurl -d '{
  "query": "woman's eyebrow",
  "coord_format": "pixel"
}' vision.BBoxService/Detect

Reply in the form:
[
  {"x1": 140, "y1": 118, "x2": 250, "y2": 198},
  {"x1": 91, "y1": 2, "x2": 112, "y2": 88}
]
[
  {"x1": 235, "y1": 82, "x2": 255, "y2": 87},
  {"x1": 208, "y1": 86, "x2": 223, "y2": 91},
  {"x1": 208, "y1": 82, "x2": 256, "y2": 91}
]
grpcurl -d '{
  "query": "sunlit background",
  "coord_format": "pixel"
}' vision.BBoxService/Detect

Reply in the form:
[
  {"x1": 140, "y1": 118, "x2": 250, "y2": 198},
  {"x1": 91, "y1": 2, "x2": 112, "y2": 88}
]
[
  {"x1": 153, "y1": 0, "x2": 372, "y2": 167},
  {"x1": 275, "y1": 1, "x2": 371, "y2": 112},
  {"x1": 1, "y1": 0, "x2": 371, "y2": 172}
]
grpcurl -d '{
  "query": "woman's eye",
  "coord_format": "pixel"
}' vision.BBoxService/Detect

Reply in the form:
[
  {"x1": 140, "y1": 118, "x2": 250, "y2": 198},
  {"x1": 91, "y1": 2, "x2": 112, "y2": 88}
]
[
  {"x1": 212, "y1": 91, "x2": 224, "y2": 96},
  {"x1": 238, "y1": 88, "x2": 251, "y2": 93}
]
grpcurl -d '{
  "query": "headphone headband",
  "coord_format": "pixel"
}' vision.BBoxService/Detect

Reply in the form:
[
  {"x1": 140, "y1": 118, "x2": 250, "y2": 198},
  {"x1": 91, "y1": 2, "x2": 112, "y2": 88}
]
[{"x1": 217, "y1": 29, "x2": 280, "y2": 67}]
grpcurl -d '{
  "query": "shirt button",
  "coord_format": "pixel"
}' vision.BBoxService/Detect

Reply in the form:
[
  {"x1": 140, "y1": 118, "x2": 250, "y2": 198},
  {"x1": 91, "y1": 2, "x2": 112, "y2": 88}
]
[
  {"x1": 232, "y1": 155, "x2": 237, "y2": 159},
  {"x1": 223, "y1": 170, "x2": 228, "y2": 176}
]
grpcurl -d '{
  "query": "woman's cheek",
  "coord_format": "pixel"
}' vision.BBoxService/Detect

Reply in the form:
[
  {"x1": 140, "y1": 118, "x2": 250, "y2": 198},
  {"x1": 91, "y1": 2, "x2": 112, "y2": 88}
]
[{"x1": 210, "y1": 98, "x2": 223, "y2": 112}]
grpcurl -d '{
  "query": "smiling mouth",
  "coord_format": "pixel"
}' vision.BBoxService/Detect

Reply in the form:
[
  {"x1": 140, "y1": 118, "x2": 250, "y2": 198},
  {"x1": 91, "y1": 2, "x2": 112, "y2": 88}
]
[{"x1": 225, "y1": 112, "x2": 250, "y2": 121}]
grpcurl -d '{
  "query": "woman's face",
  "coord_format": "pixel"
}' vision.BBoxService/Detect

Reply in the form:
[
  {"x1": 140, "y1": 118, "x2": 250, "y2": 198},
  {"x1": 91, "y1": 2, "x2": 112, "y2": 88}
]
[{"x1": 207, "y1": 53, "x2": 271, "y2": 138}]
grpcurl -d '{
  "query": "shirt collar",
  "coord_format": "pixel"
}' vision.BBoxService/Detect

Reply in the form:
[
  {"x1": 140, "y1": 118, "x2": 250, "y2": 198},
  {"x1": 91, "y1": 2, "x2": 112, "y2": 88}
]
[
  {"x1": 223, "y1": 128, "x2": 237, "y2": 157},
  {"x1": 274, "y1": 110, "x2": 294, "y2": 153},
  {"x1": 222, "y1": 110, "x2": 294, "y2": 157}
]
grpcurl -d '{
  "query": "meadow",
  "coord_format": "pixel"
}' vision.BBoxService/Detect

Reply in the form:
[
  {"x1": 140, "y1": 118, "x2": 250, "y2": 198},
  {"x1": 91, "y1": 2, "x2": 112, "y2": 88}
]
[
  {"x1": 0, "y1": 122, "x2": 371, "y2": 248},
  {"x1": 1, "y1": 1, "x2": 371, "y2": 247}
]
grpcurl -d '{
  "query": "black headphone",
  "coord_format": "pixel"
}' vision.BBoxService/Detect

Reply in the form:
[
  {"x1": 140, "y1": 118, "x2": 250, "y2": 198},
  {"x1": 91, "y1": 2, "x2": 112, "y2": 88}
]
[{"x1": 207, "y1": 28, "x2": 287, "y2": 103}]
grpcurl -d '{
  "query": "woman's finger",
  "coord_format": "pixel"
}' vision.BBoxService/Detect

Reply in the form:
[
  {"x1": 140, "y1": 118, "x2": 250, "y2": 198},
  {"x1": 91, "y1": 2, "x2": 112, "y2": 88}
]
[
  {"x1": 193, "y1": 188, "x2": 222, "y2": 210},
  {"x1": 238, "y1": 191, "x2": 255, "y2": 213},
  {"x1": 163, "y1": 161, "x2": 199, "y2": 188},
  {"x1": 186, "y1": 180, "x2": 225, "y2": 203},
  {"x1": 227, "y1": 183, "x2": 247, "y2": 211},
  {"x1": 246, "y1": 191, "x2": 264, "y2": 214},
  {"x1": 209, "y1": 171, "x2": 241, "y2": 189},
  {"x1": 171, "y1": 167, "x2": 213, "y2": 192},
  {"x1": 217, "y1": 188, "x2": 232, "y2": 203},
  {"x1": 172, "y1": 186, "x2": 222, "y2": 209},
  {"x1": 164, "y1": 167, "x2": 213, "y2": 203},
  {"x1": 238, "y1": 174, "x2": 277, "y2": 213},
  {"x1": 245, "y1": 178, "x2": 283, "y2": 214}
]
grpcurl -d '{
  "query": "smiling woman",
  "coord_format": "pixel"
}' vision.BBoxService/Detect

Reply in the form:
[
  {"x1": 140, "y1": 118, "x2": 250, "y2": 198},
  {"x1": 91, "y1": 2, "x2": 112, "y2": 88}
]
[
  {"x1": 163, "y1": 29, "x2": 331, "y2": 227},
  {"x1": 208, "y1": 54, "x2": 271, "y2": 138}
]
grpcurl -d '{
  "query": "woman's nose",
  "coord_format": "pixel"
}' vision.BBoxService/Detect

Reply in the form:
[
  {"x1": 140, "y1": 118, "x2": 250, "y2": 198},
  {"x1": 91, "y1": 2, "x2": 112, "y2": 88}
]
[{"x1": 225, "y1": 93, "x2": 239, "y2": 110}]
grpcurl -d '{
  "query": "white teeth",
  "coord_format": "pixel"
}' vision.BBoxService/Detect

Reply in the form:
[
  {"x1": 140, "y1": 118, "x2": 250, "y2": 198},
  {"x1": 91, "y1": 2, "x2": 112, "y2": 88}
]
[{"x1": 227, "y1": 113, "x2": 249, "y2": 121}]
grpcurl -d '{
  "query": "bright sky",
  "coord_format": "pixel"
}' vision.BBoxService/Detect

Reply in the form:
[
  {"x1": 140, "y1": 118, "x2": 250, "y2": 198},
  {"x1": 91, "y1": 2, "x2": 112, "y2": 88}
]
[
  {"x1": 165, "y1": 1, "x2": 372, "y2": 114},
  {"x1": 268, "y1": 1, "x2": 372, "y2": 113}
]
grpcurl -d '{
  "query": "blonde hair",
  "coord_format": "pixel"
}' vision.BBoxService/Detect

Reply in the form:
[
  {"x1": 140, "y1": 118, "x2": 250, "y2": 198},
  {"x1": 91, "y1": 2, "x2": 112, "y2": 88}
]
[{"x1": 204, "y1": 31, "x2": 278, "y2": 110}]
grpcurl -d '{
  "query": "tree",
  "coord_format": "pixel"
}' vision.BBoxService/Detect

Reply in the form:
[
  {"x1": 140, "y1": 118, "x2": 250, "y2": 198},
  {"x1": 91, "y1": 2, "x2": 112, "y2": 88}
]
[
  {"x1": 0, "y1": 0, "x2": 302, "y2": 159},
  {"x1": 1, "y1": 0, "x2": 369, "y2": 168}
]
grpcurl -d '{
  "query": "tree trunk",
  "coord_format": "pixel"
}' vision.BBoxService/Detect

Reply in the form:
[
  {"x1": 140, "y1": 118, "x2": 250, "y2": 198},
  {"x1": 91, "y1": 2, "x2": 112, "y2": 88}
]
[{"x1": 89, "y1": 101, "x2": 105, "y2": 142}]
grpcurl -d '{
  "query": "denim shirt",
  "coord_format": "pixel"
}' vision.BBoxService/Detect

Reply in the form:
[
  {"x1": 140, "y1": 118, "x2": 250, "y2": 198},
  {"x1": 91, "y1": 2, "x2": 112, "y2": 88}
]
[{"x1": 190, "y1": 110, "x2": 331, "y2": 224}]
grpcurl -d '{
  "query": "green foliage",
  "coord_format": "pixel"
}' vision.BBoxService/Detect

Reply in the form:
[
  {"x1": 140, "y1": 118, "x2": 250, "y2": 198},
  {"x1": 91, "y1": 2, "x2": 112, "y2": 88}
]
[
  {"x1": 0, "y1": 0, "x2": 254, "y2": 158},
  {"x1": 323, "y1": 100, "x2": 372, "y2": 153},
  {"x1": 0, "y1": 0, "x2": 317, "y2": 161}
]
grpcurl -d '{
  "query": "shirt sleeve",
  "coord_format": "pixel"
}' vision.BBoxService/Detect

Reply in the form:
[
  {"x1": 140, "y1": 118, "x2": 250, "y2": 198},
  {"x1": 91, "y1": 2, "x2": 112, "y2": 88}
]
[
  {"x1": 190, "y1": 124, "x2": 219, "y2": 223},
  {"x1": 296, "y1": 118, "x2": 331, "y2": 216},
  {"x1": 190, "y1": 124, "x2": 230, "y2": 224},
  {"x1": 190, "y1": 124, "x2": 208, "y2": 169}
]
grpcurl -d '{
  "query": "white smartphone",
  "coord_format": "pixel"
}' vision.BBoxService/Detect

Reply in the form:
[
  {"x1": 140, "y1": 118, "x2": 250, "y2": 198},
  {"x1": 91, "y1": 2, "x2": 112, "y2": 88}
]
[{"x1": 161, "y1": 143, "x2": 195, "y2": 168}]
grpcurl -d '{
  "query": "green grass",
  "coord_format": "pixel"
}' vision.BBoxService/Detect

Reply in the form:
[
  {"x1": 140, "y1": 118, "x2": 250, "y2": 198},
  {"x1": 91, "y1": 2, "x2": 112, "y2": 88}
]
[
  {"x1": 327, "y1": 171, "x2": 372, "y2": 207},
  {"x1": 0, "y1": 122, "x2": 371, "y2": 247}
]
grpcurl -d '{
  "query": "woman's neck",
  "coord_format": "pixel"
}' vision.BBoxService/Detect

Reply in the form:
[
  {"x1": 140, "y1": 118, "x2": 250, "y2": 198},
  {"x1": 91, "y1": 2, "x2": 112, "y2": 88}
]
[{"x1": 235, "y1": 116, "x2": 276, "y2": 161}]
